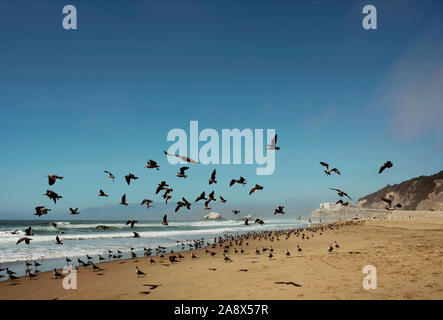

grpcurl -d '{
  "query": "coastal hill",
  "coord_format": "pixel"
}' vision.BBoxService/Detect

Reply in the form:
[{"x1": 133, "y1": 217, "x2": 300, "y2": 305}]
[{"x1": 357, "y1": 170, "x2": 443, "y2": 211}]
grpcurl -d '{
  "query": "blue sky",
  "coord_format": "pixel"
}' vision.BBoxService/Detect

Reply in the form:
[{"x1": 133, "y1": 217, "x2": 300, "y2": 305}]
[{"x1": 0, "y1": 1, "x2": 442, "y2": 218}]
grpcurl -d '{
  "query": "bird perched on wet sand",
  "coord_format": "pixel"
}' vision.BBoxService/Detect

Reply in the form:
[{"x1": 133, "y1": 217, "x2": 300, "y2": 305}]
[
  {"x1": 126, "y1": 220, "x2": 138, "y2": 228},
  {"x1": 69, "y1": 208, "x2": 79, "y2": 215},
  {"x1": 44, "y1": 190, "x2": 62, "y2": 204},
  {"x1": 230, "y1": 176, "x2": 247, "y2": 187},
  {"x1": 267, "y1": 134, "x2": 280, "y2": 150},
  {"x1": 120, "y1": 194, "x2": 128, "y2": 206},
  {"x1": 98, "y1": 189, "x2": 108, "y2": 197},
  {"x1": 141, "y1": 199, "x2": 153, "y2": 209},
  {"x1": 319, "y1": 162, "x2": 341, "y2": 175},
  {"x1": 249, "y1": 184, "x2": 263, "y2": 195},
  {"x1": 176, "y1": 166, "x2": 189, "y2": 178},
  {"x1": 125, "y1": 173, "x2": 138, "y2": 185},
  {"x1": 208, "y1": 169, "x2": 217, "y2": 185},
  {"x1": 379, "y1": 161, "x2": 393, "y2": 174},
  {"x1": 46, "y1": 174, "x2": 63, "y2": 186},
  {"x1": 34, "y1": 206, "x2": 51, "y2": 217},
  {"x1": 104, "y1": 170, "x2": 115, "y2": 181},
  {"x1": 145, "y1": 159, "x2": 160, "y2": 170},
  {"x1": 330, "y1": 188, "x2": 352, "y2": 200},
  {"x1": 274, "y1": 206, "x2": 285, "y2": 215}
]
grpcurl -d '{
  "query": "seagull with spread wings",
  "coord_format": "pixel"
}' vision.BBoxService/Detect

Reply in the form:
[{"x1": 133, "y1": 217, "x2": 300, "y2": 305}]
[
  {"x1": 329, "y1": 188, "x2": 352, "y2": 200},
  {"x1": 163, "y1": 151, "x2": 199, "y2": 164},
  {"x1": 267, "y1": 134, "x2": 280, "y2": 150}
]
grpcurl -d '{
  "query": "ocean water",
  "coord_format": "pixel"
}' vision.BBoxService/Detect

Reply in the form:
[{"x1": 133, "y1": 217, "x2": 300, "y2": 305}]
[{"x1": 0, "y1": 218, "x2": 310, "y2": 280}]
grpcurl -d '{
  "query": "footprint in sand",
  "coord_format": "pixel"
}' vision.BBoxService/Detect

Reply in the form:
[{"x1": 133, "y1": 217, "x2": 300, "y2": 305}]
[
  {"x1": 143, "y1": 284, "x2": 161, "y2": 290},
  {"x1": 139, "y1": 291, "x2": 150, "y2": 295}
]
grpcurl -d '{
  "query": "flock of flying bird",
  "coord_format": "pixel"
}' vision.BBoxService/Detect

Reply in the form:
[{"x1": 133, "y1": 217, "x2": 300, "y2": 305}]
[{"x1": 3, "y1": 132, "x2": 402, "y2": 281}]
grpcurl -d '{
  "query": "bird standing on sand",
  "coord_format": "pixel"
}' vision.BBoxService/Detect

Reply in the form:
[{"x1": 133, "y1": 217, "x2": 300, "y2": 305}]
[
  {"x1": 176, "y1": 166, "x2": 189, "y2": 178},
  {"x1": 285, "y1": 249, "x2": 291, "y2": 256},
  {"x1": 53, "y1": 269, "x2": 63, "y2": 279},
  {"x1": 328, "y1": 244, "x2": 334, "y2": 252},
  {"x1": 98, "y1": 189, "x2": 108, "y2": 197},
  {"x1": 208, "y1": 169, "x2": 217, "y2": 185},
  {"x1": 267, "y1": 134, "x2": 280, "y2": 150},
  {"x1": 379, "y1": 161, "x2": 393, "y2": 174},
  {"x1": 145, "y1": 159, "x2": 160, "y2": 170},
  {"x1": 120, "y1": 194, "x2": 128, "y2": 206},
  {"x1": 125, "y1": 173, "x2": 138, "y2": 185},
  {"x1": 104, "y1": 170, "x2": 115, "y2": 181},
  {"x1": 46, "y1": 174, "x2": 63, "y2": 186}
]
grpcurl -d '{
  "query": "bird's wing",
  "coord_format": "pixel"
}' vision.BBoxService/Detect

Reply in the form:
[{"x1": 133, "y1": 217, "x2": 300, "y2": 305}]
[
  {"x1": 229, "y1": 179, "x2": 236, "y2": 186},
  {"x1": 211, "y1": 169, "x2": 216, "y2": 179},
  {"x1": 320, "y1": 162, "x2": 329, "y2": 169},
  {"x1": 125, "y1": 175, "x2": 130, "y2": 185},
  {"x1": 379, "y1": 165, "x2": 386, "y2": 174},
  {"x1": 122, "y1": 194, "x2": 126, "y2": 202}
]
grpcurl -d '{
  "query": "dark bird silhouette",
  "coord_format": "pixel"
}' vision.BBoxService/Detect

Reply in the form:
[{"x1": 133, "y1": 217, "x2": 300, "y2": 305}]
[
  {"x1": 203, "y1": 200, "x2": 211, "y2": 210},
  {"x1": 69, "y1": 208, "x2": 79, "y2": 215},
  {"x1": 125, "y1": 173, "x2": 138, "y2": 185},
  {"x1": 156, "y1": 181, "x2": 169, "y2": 194},
  {"x1": 16, "y1": 237, "x2": 32, "y2": 245},
  {"x1": 175, "y1": 198, "x2": 191, "y2": 212},
  {"x1": 126, "y1": 220, "x2": 138, "y2": 228},
  {"x1": 141, "y1": 199, "x2": 153, "y2": 209},
  {"x1": 336, "y1": 200, "x2": 350, "y2": 206},
  {"x1": 120, "y1": 194, "x2": 128, "y2": 206},
  {"x1": 319, "y1": 162, "x2": 341, "y2": 175},
  {"x1": 379, "y1": 161, "x2": 393, "y2": 174},
  {"x1": 34, "y1": 206, "x2": 51, "y2": 217},
  {"x1": 232, "y1": 210, "x2": 240, "y2": 215},
  {"x1": 219, "y1": 196, "x2": 227, "y2": 203},
  {"x1": 177, "y1": 166, "x2": 189, "y2": 178},
  {"x1": 162, "y1": 214, "x2": 168, "y2": 226},
  {"x1": 53, "y1": 269, "x2": 63, "y2": 279},
  {"x1": 145, "y1": 159, "x2": 160, "y2": 170},
  {"x1": 46, "y1": 174, "x2": 63, "y2": 186},
  {"x1": 230, "y1": 176, "x2": 247, "y2": 187},
  {"x1": 274, "y1": 206, "x2": 285, "y2": 215},
  {"x1": 244, "y1": 218, "x2": 249, "y2": 225},
  {"x1": 104, "y1": 170, "x2": 115, "y2": 181},
  {"x1": 329, "y1": 188, "x2": 352, "y2": 200},
  {"x1": 267, "y1": 134, "x2": 280, "y2": 150},
  {"x1": 49, "y1": 222, "x2": 57, "y2": 228},
  {"x1": 55, "y1": 235, "x2": 63, "y2": 245},
  {"x1": 254, "y1": 218, "x2": 265, "y2": 225},
  {"x1": 24, "y1": 227, "x2": 33, "y2": 236},
  {"x1": 133, "y1": 232, "x2": 140, "y2": 238},
  {"x1": 98, "y1": 189, "x2": 108, "y2": 197},
  {"x1": 208, "y1": 169, "x2": 217, "y2": 185},
  {"x1": 164, "y1": 151, "x2": 199, "y2": 164},
  {"x1": 43, "y1": 190, "x2": 62, "y2": 204},
  {"x1": 249, "y1": 184, "x2": 263, "y2": 195},
  {"x1": 194, "y1": 192, "x2": 206, "y2": 203}
]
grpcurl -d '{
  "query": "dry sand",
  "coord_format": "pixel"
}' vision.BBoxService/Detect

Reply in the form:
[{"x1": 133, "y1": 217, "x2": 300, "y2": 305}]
[{"x1": 0, "y1": 214, "x2": 442, "y2": 300}]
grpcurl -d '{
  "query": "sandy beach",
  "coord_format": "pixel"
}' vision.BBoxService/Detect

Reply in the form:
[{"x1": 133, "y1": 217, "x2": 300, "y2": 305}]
[{"x1": 0, "y1": 213, "x2": 442, "y2": 300}]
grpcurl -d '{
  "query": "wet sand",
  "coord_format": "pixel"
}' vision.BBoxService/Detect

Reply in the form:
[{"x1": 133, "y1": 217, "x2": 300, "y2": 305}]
[{"x1": 0, "y1": 215, "x2": 442, "y2": 300}]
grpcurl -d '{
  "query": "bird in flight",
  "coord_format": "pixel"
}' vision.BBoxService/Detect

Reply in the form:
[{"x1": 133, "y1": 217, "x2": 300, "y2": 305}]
[
  {"x1": 255, "y1": 218, "x2": 265, "y2": 225},
  {"x1": 126, "y1": 220, "x2": 138, "y2": 228},
  {"x1": 194, "y1": 192, "x2": 206, "y2": 203},
  {"x1": 43, "y1": 190, "x2": 63, "y2": 204},
  {"x1": 104, "y1": 171, "x2": 115, "y2": 181},
  {"x1": 230, "y1": 176, "x2": 247, "y2": 187},
  {"x1": 175, "y1": 198, "x2": 191, "y2": 212},
  {"x1": 203, "y1": 200, "x2": 212, "y2": 210},
  {"x1": 381, "y1": 197, "x2": 402, "y2": 210},
  {"x1": 69, "y1": 208, "x2": 80, "y2": 215},
  {"x1": 55, "y1": 236, "x2": 63, "y2": 245},
  {"x1": 379, "y1": 161, "x2": 393, "y2": 174},
  {"x1": 125, "y1": 173, "x2": 138, "y2": 185},
  {"x1": 336, "y1": 200, "x2": 350, "y2": 206},
  {"x1": 319, "y1": 162, "x2": 341, "y2": 175},
  {"x1": 120, "y1": 194, "x2": 128, "y2": 206},
  {"x1": 145, "y1": 159, "x2": 160, "y2": 170},
  {"x1": 274, "y1": 206, "x2": 285, "y2": 215},
  {"x1": 329, "y1": 188, "x2": 352, "y2": 200},
  {"x1": 219, "y1": 196, "x2": 227, "y2": 203},
  {"x1": 46, "y1": 174, "x2": 63, "y2": 186},
  {"x1": 34, "y1": 206, "x2": 51, "y2": 217},
  {"x1": 98, "y1": 189, "x2": 108, "y2": 197},
  {"x1": 208, "y1": 169, "x2": 217, "y2": 185},
  {"x1": 141, "y1": 199, "x2": 153, "y2": 209},
  {"x1": 16, "y1": 237, "x2": 32, "y2": 245},
  {"x1": 156, "y1": 181, "x2": 169, "y2": 194},
  {"x1": 162, "y1": 214, "x2": 168, "y2": 226},
  {"x1": 164, "y1": 151, "x2": 199, "y2": 164},
  {"x1": 177, "y1": 167, "x2": 189, "y2": 178},
  {"x1": 232, "y1": 210, "x2": 240, "y2": 215},
  {"x1": 267, "y1": 134, "x2": 280, "y2": 150},
  {"x1": 249, "y1": 184, "x2": 263, "y2": 195}
]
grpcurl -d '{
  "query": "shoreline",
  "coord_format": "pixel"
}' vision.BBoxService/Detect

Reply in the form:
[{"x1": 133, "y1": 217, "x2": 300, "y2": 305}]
[{"x1": 0, "y1": 216, "x2": 442, "y2": 300}]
